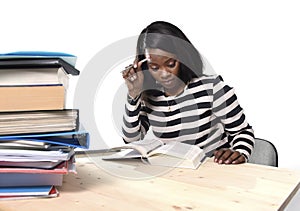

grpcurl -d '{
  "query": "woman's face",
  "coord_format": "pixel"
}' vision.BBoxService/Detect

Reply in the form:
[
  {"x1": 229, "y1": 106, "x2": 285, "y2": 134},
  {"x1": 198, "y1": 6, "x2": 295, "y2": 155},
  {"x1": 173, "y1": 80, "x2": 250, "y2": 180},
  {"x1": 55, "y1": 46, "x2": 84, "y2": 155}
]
[{"x1": 146, "y1": 48, "x2": 182, "y2": 91}]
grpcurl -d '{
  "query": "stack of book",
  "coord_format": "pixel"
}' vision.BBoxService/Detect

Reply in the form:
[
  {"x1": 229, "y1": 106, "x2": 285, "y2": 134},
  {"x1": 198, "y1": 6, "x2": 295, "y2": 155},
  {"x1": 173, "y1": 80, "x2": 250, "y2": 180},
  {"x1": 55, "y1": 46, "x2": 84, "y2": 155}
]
[{"x1": 0, "y1": 51, "x2": 89, "y2": 200}]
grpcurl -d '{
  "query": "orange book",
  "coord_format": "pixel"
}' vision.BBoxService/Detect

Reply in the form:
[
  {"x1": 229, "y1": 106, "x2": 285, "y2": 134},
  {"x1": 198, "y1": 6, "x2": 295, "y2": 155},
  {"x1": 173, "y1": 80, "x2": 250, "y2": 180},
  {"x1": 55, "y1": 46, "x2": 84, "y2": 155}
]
[{"x1": 0, "y1": 85, "x2": 65, "y2": 112}]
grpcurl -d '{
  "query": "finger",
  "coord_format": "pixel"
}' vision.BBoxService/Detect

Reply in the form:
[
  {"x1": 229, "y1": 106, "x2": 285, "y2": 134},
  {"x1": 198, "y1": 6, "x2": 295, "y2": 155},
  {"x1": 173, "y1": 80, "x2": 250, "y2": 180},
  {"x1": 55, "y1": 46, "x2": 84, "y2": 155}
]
[
  {"x1": 133, "y1": 59, "x2": 139, "y2": 70},
  {"x1": 232, "y1": 154, "x2": 246, "y2": 164},
  {"x1": 131, "y1": 61, "x2": 145, "y2": 82},
  {"x1": 224, "y1": 151, "x2": 242, "y2": 164},
  {"x1": 124, "y1": 75, "x2": 133, "y2": 87},
  {"x1": 129, "y1": 67, "x2": 138, "y2": 81},
  {"x1": 137, "y1": 58, "x2": 148, "y2": 69},
  {"x1": 214, "y1": 149, "x2": 226, "y2": 162},
  {"x1": 126, "y1": 75, "x2": 137, "y2": 83},
  {"x1": 122, "y1": 65, "x2": 133, "y2": 79},
  {"x1": 123, "y1": 67, "x2": 137, "y2": 81},
  {"x1": 133, "y1": 58, "x2": 148, "y2": 72},
  {"x1": 217, "y1": 149, "x2": 234, "y2": 164}
]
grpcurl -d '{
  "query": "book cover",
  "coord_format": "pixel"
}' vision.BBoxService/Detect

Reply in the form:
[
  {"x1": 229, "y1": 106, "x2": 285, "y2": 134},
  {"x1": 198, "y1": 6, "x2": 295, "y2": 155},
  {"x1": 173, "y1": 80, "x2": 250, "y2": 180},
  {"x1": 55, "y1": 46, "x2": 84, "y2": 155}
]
[
  {"x1": 0, "y1": 160, "x2": 66, "y2": 169},
  {"x1": 0, "y1": 156, "x2": 75, "y2": 174},
  {"x1": 0, "y1": 58, "x2": 79, "y2": 75},
  {"x1": 0, "y1": 186, "x2": 59, "y2": 199},
  {"x1": 0, "y1": 51, "x2": 77, "y2": 66},
  {"x1": 0, "y1": 131, "x2": 90, "y2": 149},
  {"x1": 0, "y1": 174, "x2": 63, "y2": 187}
]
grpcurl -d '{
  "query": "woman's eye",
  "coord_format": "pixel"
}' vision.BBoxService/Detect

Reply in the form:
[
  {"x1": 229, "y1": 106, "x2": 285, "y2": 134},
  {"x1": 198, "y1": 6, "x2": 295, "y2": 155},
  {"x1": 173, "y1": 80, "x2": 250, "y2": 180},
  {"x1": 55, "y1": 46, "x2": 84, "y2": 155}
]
[
  {"x1": 150, "y1": 66, "x2": 159, "y2": 71},
  {"x1": 168, "y1": 61, "x2": 176, "y2": 68}
]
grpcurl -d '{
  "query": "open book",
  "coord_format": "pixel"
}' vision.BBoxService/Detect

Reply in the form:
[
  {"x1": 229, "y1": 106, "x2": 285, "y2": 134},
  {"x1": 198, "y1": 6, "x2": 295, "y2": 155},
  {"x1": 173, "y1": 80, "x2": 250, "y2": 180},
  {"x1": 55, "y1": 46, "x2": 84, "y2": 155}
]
[{"x1": 102, "y1": 139, "x2": 207, "y2": 169}]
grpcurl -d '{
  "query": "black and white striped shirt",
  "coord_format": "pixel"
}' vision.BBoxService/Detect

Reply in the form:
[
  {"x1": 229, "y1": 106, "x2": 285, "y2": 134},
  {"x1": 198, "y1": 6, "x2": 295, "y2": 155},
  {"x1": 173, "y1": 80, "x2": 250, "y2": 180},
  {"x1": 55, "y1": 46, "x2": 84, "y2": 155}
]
[{"x1": 122, "y1": 75, "x2": 255, "y2": 160}]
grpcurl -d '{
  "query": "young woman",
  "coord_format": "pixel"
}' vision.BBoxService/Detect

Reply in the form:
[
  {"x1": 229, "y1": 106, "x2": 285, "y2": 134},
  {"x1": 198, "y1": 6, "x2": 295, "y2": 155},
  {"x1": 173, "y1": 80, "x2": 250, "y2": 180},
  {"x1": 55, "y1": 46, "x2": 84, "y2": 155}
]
[{"x1": 121, "y1": 21, "x2": 254, "y2": 164}]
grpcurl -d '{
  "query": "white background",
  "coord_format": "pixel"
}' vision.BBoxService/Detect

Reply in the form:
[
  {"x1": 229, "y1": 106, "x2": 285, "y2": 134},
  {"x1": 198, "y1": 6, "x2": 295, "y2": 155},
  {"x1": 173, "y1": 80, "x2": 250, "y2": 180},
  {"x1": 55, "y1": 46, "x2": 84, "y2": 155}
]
[{"x1": 1, "y1": 0, "x2": 299, "y2": 169}]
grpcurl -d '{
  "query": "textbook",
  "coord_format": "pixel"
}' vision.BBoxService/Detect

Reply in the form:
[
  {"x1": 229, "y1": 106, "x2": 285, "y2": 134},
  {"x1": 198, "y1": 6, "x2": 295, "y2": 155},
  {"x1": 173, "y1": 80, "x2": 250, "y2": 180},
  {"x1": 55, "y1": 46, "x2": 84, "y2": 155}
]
[
  {"x1": 0, "y1": 131, "x2": 90, "y2": 149},
  {"x1": 0, "y1": 109, "x2": 79, "y2": 135},
  {"x1": 0, "y1": 161, "x2": 73, "y2": 187},
  {"x1": 102, "y1": 139, "x2": 206, "y2": 169},
  {"x1": 0, "y1": 51, "x2": 77, "y2": 66},
  {"x1": 0, "y1": 156, "x2": 76, "y2": 187},
  {"x1": 0, "y1": 51, "x2": 79, "y2": 75},
  {"x1": 0, "y1": 140, "x2": 53, "y2": 150},
  {"x1": 0, "y1": 67, "x2": 69, "y2": 87},
  {"x1": 0, "y1": 85, "x2": 65, "y2": 112},
  {"x1": 0, "y1": 155, "x2": 75, "y2": 172},
  {"x1": 0, "y1": 160, "x2": 67, "y2": 169},
  {"x1": 0, "y1": 58, "x2": 79, "y2": 75},
  {"x1": 0, "y1": 148, "x2": 75, "y2": 163},
  {"x1": 0, "y1": 173, "x2": 63, "y2": 187},
  {"x1": 0, "y1": 56, "x2": 78, "y2": 112},
  {"x1": 0, "y1": 185, "x2": 59, "y2": 200}
]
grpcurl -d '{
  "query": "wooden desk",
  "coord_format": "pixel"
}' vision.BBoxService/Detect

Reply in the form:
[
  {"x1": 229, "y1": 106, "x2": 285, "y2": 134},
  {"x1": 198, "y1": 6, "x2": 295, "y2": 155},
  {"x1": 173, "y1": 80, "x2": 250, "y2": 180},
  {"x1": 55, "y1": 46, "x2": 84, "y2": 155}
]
[{"x1": 0, "y1": 154, "x2": 299, "y2": 211}]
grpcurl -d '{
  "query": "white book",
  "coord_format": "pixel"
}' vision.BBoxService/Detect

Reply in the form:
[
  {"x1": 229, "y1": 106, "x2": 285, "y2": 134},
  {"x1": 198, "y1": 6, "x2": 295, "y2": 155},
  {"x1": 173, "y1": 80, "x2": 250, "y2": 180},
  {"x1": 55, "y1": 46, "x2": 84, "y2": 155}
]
[
  {"x1": 0, "y1": 148, "x2": 74, "y2": 162},
  {"x1": 102, "y1": 139, "x2": 207, "y2": 169},
  {"x1": 0, "y1": 67, "x2": 69, "y2": 88}
]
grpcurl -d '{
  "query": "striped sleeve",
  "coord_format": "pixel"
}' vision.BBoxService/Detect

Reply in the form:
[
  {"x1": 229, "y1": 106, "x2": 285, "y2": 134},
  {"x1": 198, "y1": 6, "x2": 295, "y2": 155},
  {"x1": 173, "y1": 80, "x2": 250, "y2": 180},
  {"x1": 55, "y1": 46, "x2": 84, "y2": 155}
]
[
  {"x1": 212, "y1": 76, "x2": 255, "y2": 160},
  {"x1": 122, "y1": 93, "x2": 150, "y2": 143}
]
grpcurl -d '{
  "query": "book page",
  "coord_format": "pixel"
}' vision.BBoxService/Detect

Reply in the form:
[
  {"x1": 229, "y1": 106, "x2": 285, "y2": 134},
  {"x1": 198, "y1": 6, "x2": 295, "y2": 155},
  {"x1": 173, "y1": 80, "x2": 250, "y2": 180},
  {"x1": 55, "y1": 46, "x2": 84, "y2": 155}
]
[
  {"x1": 0, "y1": 68, "x2": 63, "y2": 85},
  {"x1": 148, "y1": 141, "x2": 202, "y2": 160},
  {"x1": 111, "y1": 139, "x2": 164, "y2": 157},
  {"x1": 101, "y1": 149, "x2": 142, "y2": 160},
  {"x1": 0, "y1": 149, "x2": 74, "y2": 162},
  {"x1": 147, "y1": 142, "x2": 205, "y2": 169},
  {"x1": 0, "y1": 140, "x2": 51, "y2": 150}
]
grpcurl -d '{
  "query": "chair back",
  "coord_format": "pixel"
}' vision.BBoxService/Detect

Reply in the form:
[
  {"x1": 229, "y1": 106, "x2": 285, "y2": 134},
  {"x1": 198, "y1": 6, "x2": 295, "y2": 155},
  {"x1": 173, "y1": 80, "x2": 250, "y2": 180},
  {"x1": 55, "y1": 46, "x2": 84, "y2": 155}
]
[{"x1": 248, "y1": 138, "x2": 278, "y2": 167}]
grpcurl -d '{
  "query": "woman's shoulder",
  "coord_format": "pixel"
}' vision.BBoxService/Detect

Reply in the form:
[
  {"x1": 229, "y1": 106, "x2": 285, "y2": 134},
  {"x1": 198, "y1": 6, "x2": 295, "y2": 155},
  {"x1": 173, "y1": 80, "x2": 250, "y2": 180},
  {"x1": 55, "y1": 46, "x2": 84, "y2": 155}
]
[{"x1": 189, "y1": 74, "x2": 224, "y2": 86}]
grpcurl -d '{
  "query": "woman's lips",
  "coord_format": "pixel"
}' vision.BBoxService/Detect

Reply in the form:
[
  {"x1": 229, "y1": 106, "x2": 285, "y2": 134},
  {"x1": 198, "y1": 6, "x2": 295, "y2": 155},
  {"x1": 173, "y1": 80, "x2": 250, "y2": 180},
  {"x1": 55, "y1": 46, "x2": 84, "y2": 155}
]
[{"x1": 161, "y1": 79, "x2": 173, "y2": 86}]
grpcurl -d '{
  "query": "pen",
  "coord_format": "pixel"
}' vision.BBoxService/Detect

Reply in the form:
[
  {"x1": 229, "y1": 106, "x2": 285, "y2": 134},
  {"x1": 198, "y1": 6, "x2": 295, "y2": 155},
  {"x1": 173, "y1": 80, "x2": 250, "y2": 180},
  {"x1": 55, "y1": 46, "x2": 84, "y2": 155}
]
[{"x1": 120, "y1": 58, "x2": 148, "y2": 75}]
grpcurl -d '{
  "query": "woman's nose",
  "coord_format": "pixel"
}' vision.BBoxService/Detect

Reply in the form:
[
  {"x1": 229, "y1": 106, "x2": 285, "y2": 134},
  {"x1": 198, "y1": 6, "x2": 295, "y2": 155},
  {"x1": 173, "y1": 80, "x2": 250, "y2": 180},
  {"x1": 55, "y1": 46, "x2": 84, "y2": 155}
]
[{"x1": 160, "y1": 68, "x2": 171, "y2": 78}]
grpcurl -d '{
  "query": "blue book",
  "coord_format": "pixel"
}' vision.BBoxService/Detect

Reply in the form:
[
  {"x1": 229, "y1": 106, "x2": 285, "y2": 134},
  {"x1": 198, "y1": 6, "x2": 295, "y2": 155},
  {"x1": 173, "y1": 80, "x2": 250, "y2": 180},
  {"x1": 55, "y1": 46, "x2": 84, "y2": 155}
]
[
  {"x1": 0, "y1": 186, "x2": 59, "y2": 199},
  {"x1": 0, "y1": 51, "x2": 77, "y2": 66},
  {"x1": 0, "y1": 131, "x2": 90, "y2": 149},
  {"x1": 0, "y1": 58, "x2": 79, "y2": 75},
  {"x1": 0, "y1": 51, "x2": 79, "y2": 75}
]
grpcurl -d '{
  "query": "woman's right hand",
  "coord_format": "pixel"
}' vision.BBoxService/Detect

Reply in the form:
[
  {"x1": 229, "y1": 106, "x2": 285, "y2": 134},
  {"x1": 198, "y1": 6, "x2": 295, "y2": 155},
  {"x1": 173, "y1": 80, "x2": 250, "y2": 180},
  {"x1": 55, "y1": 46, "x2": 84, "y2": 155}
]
[{"x1": 122, "y1": 59, "x2": 145, "y2": 99}]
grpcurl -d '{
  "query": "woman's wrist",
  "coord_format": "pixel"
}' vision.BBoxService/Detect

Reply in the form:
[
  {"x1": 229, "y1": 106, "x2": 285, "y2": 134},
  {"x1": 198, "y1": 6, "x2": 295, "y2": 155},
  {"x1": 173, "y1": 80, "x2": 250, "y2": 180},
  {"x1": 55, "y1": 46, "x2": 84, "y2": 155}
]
[
  {"x1": 127, "y1": 92, "x2": 141, "y2": 102},
  {"x1": 128, "y1": 91, "x2": 141, "y2": 100}
]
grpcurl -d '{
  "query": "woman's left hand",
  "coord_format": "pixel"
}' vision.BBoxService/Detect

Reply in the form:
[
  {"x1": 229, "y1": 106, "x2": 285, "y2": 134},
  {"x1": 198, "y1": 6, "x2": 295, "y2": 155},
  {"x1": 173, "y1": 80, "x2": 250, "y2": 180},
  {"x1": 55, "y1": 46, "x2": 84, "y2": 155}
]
[{"x1": 213, "y1": 148, "x2": 246, "y2": 164}]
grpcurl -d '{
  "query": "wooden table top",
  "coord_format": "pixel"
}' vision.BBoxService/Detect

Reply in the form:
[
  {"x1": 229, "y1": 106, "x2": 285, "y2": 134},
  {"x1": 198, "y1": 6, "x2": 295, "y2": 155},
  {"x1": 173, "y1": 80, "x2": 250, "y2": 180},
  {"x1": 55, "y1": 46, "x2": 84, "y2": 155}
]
[{"x1": 0, "y1": 154, "x2": 299, "y2": 211}]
